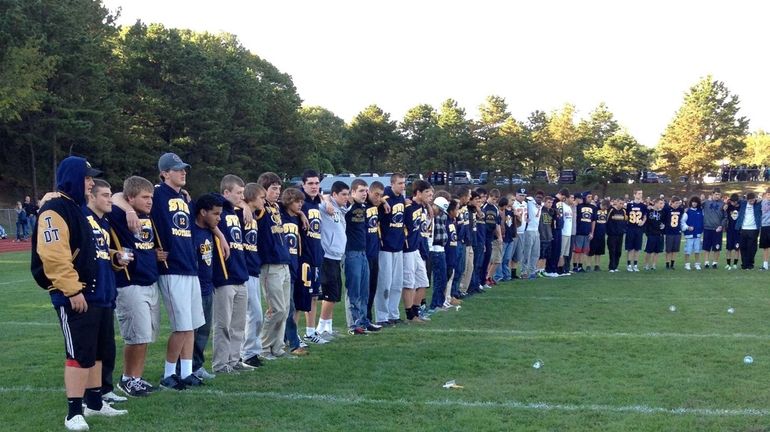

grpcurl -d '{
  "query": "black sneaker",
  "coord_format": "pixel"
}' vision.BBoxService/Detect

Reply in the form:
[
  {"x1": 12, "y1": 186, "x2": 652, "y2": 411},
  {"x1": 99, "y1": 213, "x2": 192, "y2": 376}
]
[
  {"x1": 594, "y1": 265, "x2": 600, "y2": 272},
  {"x1": 365, "y1": 323, "x2": 382, "y2": 332},
  {"x1": 159, "y1": 374, "x2": 187, "y2": 391},
  {"x1": 117, "y1": 377, "x2": 149, "y2": 397},
  {"x1": 139, "y1": 377, "x2": 157, "y2": 393},
  {"x1": 243, "y1": 355, "x2": 263, "y2": 368},
  {"x1": 375, "y1": 321, "x2": 392, "y2": 327},
  {"x1": 181, "y1": 374, "x2": 204, "y2": 387}
]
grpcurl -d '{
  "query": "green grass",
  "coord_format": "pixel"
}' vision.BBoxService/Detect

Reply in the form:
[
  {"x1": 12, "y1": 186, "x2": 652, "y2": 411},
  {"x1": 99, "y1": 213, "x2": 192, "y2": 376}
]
[{"x1": 3, "y1": 249, "x2": 770, "y2": 431}]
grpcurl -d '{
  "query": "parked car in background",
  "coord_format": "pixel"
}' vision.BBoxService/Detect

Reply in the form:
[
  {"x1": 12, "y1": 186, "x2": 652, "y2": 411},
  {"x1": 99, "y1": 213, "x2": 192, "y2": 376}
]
[
  {"x1": 478, "y1": 171, "x2": 489, "y2": 185},
  {"x1": 493, "y1": 175, "x2": 510, "y2": 186},
  {"x1": 640, "y1": 171, "x2": 660, "y2": 183},
  {"x1": 558, "y1": 169, "x2": 577, "y2": 184},
  {"x1": 382, "y1": 172, "x2": 394, "y2": 177},
  {"x1": 406, "y1": 173, "x2": 424, "y2": 185},
  {"x1": 453, "y1": 171, "x2": 472, "y2": 184},
  {"x1": 288, "y1": 176, "x2": 303, "y2": 187},
  {"x1": 658, "y1": 174, "x2": 672, "y2": 184},
  {"x1": 323, "y1": 173, "x2": 334, "y2": 178},
  {"x1": 702, "y1": 172, "x2": 720, "y2": 184},
  {"x1": 337, "y1": 173, "x2": 356, "y2": 177},
  {"x1": 511, "y1": 174, "x2": 527, "y2": 185},
  {"x1": 359, "y1": 172, "x2": 379, "y2": 177},
  {"x1": 427, "y1": 171, "x2": 448, "y2": 185},
  {"x1": 533, "y1": 170, "x2": 550, "y2": 183}
]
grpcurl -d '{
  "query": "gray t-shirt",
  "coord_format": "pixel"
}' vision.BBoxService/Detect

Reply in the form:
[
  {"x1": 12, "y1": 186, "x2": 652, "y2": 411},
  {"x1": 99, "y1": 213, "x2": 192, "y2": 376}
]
[{"x1": 761, "y1": 199, "x2": 770, "y2": 227}]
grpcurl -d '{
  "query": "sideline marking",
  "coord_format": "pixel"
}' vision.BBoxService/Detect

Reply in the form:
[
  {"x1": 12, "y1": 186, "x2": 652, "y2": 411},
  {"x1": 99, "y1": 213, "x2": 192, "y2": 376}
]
[{"x1": 0, "y1": 386, "x2": 768, "y2": 417}]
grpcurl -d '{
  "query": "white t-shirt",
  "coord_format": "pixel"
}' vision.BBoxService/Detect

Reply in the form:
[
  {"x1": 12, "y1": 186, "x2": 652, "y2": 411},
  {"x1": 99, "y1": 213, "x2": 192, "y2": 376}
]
[
  {"x1": 742, "y1": 204, "x2": 757, "y2": 230},
  {"x1": 513, "y1": 200, "x2": 528, "y2": 234},
  {"x1": 526, "y1": 199, "x2": 542, "y2": 232},
  {"x1": 561, "y1": 204, "x2": 573, "y2": 236}
]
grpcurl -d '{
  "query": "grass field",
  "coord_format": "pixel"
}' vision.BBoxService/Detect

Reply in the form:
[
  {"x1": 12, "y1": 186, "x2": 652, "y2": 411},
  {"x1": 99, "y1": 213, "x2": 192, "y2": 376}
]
[{"x1": 3, "y1": 249, "x2": 770, "y2": 431}]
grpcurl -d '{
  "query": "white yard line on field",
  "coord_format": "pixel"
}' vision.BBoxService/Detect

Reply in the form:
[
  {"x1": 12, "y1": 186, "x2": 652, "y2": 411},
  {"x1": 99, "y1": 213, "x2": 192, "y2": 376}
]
[
  {"x1": 412, "y1": 328, "x2": 770, "y2": 340},
  {"x1": 0, "y1": 279, "x2": 27, "y2": 286},
  {"x1": 1, "y1": 386, "x2": 768, "y2": 417},
  {"x1": 3, "y1": 321, "x2": 770, "y2": 340}
]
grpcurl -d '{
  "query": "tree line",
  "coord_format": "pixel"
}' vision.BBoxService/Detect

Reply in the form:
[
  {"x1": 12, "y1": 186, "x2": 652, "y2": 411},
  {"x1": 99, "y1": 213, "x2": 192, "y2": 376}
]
[{"x1": 1, "y1": 0, "x2": 768, "y2": 200}]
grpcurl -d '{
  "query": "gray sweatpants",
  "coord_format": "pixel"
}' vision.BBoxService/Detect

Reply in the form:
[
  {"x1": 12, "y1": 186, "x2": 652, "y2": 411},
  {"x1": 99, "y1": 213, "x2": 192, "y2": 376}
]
[
  {"x1": 521, "y1": 231, "x2": 540, "y2": 275},
  {"x1": 375, "y1": 251, "x2": 404, "y2": 323},
  {"x1": 241, "y1": 276, "x2": 263, "y2": 361}
]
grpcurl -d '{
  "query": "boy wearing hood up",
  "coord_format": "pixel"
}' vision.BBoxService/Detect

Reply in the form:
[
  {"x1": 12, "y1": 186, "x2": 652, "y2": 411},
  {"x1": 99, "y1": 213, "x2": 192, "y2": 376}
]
[{"x1": 32, "y1": 157, "x2": 129, "y2": 431}]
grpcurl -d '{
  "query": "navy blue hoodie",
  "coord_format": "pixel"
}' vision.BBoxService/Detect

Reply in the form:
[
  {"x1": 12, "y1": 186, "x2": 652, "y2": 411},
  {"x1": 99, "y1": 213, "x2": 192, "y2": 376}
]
[
  {"x1": 301, "y1": 192, "x2": 324, "y2": 267},
  {"x1": 84, "y1": 207, "x2": 119, "y2": 308},
  {"x1": 257, "y1": 202, "x2": 291, "y2": 265},
  {"x1": 109, "y1": 205, "x2": 159, "y2": 288},
  {"x1": 31, "y1": 157, "x2": 100, "y2": 307},
  {"x1": 379, "y1": 186, "x2": 406, "y2": 252},
  {"x1": 151, "y1": 182, "x2": 197, "y2": 276},
  {"x1": 212, "y1": 195, "x2": 249, "y2": 287}
]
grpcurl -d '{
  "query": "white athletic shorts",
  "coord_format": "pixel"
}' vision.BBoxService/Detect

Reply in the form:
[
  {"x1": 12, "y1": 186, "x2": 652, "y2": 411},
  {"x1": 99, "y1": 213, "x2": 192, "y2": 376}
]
[
  {"x1": 403, "y1": 250, "x2": 429, "y2": 289},
  {"x1": 158, "y1": 274, "x2": 205, "y2": 332}
]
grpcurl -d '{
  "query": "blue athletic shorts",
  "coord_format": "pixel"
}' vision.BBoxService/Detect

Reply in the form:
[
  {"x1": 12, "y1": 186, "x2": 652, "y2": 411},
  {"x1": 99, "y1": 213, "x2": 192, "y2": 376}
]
[
  {"x1": 625, "y1": 229, "x2": 644, "y2": 251},
  {"x1": 702, "y1": 229, "x2": 722, "y2": 251}
]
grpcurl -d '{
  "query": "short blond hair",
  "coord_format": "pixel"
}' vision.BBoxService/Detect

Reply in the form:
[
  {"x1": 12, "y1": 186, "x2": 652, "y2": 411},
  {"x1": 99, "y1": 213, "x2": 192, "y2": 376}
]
[{"x1": 123, "y1": 176, "x2": 153, "y2": 199}]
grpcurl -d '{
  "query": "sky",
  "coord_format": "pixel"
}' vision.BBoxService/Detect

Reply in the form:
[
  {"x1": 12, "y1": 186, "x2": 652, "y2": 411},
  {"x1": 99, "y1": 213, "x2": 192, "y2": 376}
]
[{"x1": 102, "y1": 0, "x2": 769, "y2": 147}]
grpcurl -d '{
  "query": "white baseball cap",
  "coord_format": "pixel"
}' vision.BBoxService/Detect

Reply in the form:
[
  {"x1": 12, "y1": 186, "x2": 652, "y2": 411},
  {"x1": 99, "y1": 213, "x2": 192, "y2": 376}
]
[{"x1": 434, "y1": 196, "x2": 450, "y2": 213}]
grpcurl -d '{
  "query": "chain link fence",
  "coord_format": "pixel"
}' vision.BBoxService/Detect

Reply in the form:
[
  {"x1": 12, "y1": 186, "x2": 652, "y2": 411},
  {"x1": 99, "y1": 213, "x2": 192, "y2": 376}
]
[{"x1": 0, "y1": 208, "x2": 30, "y2": 239}]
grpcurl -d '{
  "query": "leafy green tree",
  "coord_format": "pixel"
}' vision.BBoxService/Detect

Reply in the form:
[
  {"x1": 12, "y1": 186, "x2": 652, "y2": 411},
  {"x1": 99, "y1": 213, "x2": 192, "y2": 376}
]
[
  {"x1": 656, "y1": 76, "x2": 749, "y2": 184},
  {"x1": 741, "y1": 130, "x2": 770, "y2": 167},
  {"x1": 584, "y1": 131, "x2": 651, "y2": 194},
  {"x1": 398, "y1": 104, "x2": 438, "y2": 174},
  {"x1": 347, "y1": 105, "x2": 401, "y2": 173},
  {"x1": 435, "y1": 99, "x2": 476, "y2": 173},
  {"x1": 545, "y1": 103, "x2": 581, "y2": 171},
  {"x1": 299, "y1": 106, "x2": 348, "y2": 174}
]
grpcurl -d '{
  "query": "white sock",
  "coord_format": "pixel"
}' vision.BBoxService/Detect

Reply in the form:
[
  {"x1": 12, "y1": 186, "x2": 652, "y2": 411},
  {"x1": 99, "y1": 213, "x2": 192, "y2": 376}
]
[
  {"x1": 764, "y1": 261, "x2": 768, "y2": 268},
  {"x1": 316, "y1": 319, "x2": 329, "y2": 334},
  {"x1": 306, "y1": 327, "x2": 315, "y2": 337},
  {"x1": 325, "y1": 319, "x2": 333, "y2": 333},
  {"x1": 164, "y1": 361, "x2": 177, "y2": 379},
  {"x1": 180, "y1": 359, "x2": 193, "y2": 378},
  {"x1": 122, "y1": 374, "x2": 132, "y2": 381}
]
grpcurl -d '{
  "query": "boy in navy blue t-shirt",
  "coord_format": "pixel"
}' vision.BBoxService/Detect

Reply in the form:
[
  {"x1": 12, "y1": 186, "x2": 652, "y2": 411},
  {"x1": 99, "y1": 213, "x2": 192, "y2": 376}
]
[{"x1": 625, "y1": 190, "x2": 648, "y2": 272}]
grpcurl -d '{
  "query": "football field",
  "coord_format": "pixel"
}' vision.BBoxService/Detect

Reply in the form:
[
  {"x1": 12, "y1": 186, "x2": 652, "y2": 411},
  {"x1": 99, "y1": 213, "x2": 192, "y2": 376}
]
[{"x1": 2, "y1": 250, "x2": 770, "y2": 431}]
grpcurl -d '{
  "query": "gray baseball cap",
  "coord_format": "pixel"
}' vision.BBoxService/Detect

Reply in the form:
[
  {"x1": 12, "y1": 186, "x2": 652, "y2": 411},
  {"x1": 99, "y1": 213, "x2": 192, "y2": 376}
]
[{"x1": 158, "y1": 152, "x2": 190, "y2": 172}]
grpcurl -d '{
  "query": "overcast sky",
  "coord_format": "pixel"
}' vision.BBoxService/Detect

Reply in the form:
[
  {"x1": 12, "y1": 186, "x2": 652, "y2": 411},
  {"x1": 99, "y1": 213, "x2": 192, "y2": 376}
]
[{"x1": 103, "y1": 0, "x2": 769, "y2": 147}]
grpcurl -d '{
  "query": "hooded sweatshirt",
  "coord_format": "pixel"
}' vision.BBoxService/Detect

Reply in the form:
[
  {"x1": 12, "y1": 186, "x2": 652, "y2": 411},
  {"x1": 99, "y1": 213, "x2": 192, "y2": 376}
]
[
  {"x1": 31, "y1": 156, "x2": 99, "y2": 307},
  {"x1": 212, "y1": 194, "x2": 249, "y2": 287},
  {"x1": 321, "y1": 198, "x2": 349, "y2": 260},
  {"x1": 84, "y1": 207, "x2": 119, "y2": 308}
]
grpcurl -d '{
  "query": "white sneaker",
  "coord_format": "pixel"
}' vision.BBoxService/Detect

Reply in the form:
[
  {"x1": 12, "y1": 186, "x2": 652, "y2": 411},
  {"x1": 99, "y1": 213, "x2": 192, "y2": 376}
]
[
  {"x1": 627, "y1": 265, "x2": 633, "y2": 272},
  {"x1": 84, "y1": 403, "x2": 128, "y2": 417},
  {"x1": 65, "y1": 415, "x2": 89, "y2": 431},
  {"x1": 101, "y1": 391, "x2": 127, "y2": 403},
  {"x1": 303, "y1": 332, "x2": 330, "y2": 344},
  {"x1": 725, "y1": 264, "x2": 732, "y2": 270},
  {"x1": 194, "y1": 367, "x2": 216, "y2": 380},
  {"x1": 633, "y1": 265, "x2": 640, "y2": 272},
  {"x1": 684, "y1": 263, "x2": 691, "y2": 270},
  {"x1": 732, "y1": 264, "x2": 739, "y2": 270},
  {"x1": 695, "y1": 263, "x2": 702, "y2": 270},
  {"x1": 644, "y1": 265, "x2": 650, "y2": 271}
]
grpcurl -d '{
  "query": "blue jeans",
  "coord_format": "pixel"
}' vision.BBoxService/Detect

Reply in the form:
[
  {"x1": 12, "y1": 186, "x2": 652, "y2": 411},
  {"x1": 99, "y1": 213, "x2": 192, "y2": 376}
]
[
  {"x1": 284, "y1": 293, "x2": 301, "y2": 350},
  {"x1": 345, "y1": 251, "x2": 370, "y2": 328},
  {"x1": 429, "y1": 252, "x2": 448, "y2": 309},
  {"x1": 451, "y1": 245, "x2": 466, "y2": 297},
  {"x1": 470, "y1": 244, "x2": 484, "y2": 291},
  {"x1": 15, "y1": 221, "x2": 25, "y2": 240},
  {"x1": 193, "y1": 293, "x2": 213, "y2": 371},
  {"x1": 494, "y1": 241, "x2": 514, "y2": 281}
]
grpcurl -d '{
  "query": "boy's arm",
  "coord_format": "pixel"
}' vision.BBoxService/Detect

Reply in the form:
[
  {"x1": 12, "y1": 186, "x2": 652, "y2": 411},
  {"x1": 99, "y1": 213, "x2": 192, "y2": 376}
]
[{"x1": 112, "y1": 192, "x2": 141, "y2": 233}]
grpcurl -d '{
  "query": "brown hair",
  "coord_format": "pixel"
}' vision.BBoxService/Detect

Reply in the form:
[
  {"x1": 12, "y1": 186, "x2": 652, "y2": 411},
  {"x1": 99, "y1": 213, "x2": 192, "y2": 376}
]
[
  {"x1": 122, "y1": 176, "x2": 153, "y2": 199},
  {"x1": 244, "y1": 182, "x2": 266, "y2": 203},
  {"x1": 257, "y1": 172, "x2": 282, "y2": 190},
  {"x1": 281, "y1": 187, "x2": 305, "y2": 206},
  {"x1": 220, "y1": 174, "x2": 245, "y2": 194}
]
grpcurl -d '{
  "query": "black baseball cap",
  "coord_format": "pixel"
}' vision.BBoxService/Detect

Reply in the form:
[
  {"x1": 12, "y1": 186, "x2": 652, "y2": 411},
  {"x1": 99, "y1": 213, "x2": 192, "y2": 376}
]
[
  {"x1": 85, "y1": 161, "x2": 103, "y2": 177},
  {"x1": 516, "y1": 188, "x2": 526, "y2": 195}
]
